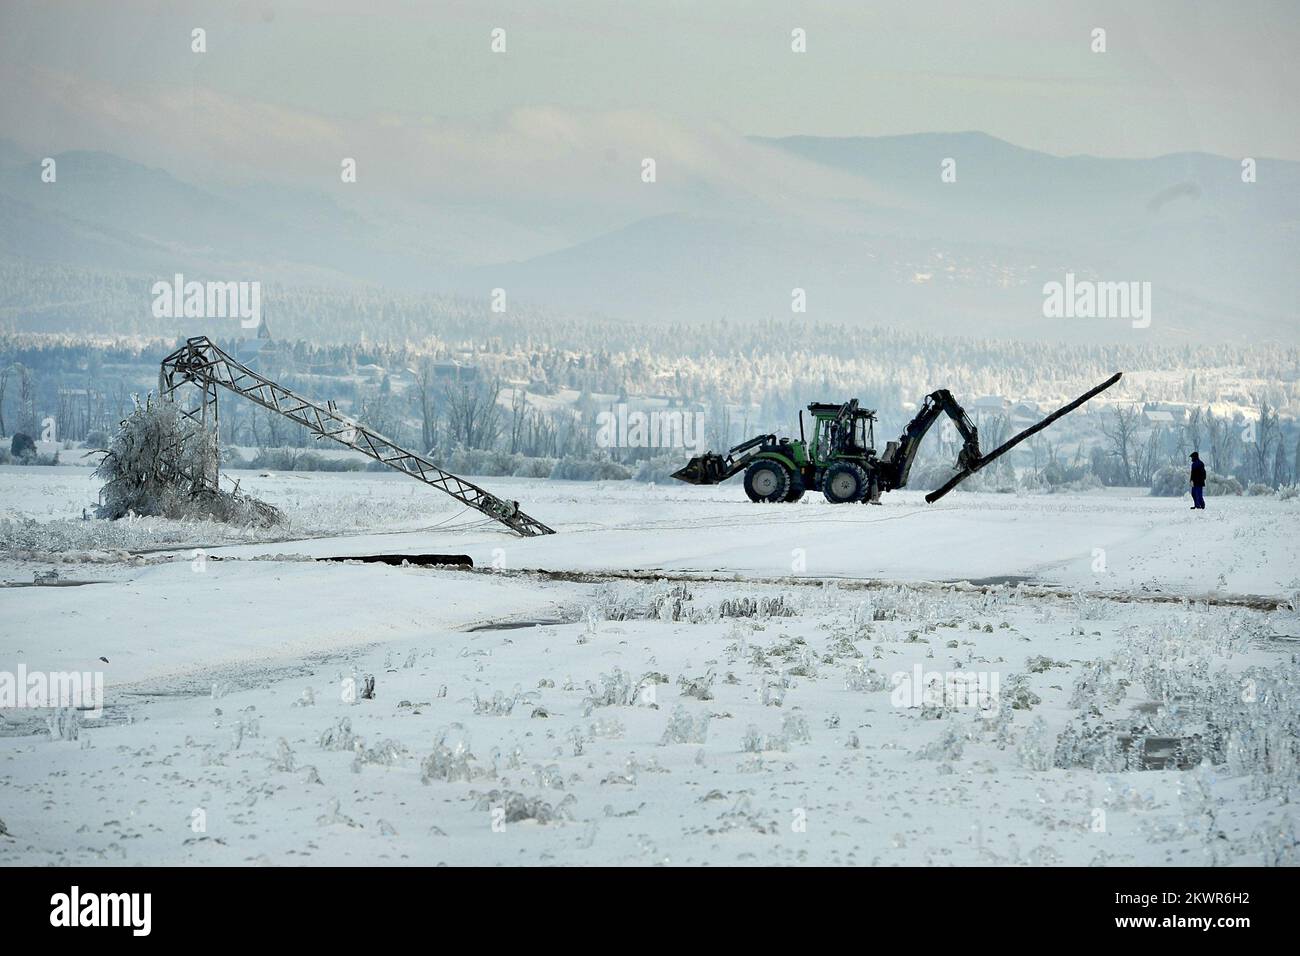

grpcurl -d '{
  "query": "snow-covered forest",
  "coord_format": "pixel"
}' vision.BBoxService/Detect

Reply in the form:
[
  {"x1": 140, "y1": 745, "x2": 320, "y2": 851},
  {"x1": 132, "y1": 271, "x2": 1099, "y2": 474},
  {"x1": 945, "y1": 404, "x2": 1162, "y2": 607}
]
[{"x1": 3, "y1": 313, "x2": 1297, "y2": 492}]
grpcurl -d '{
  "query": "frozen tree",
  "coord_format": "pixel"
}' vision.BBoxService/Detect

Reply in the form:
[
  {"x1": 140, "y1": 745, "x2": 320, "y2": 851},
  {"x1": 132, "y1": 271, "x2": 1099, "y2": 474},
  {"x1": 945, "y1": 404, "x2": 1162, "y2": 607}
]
[
  {"x1": 94, "y1": 394, "x2": 282, "y2": 526},
  {"x1": 1102, "y1": 406, "x2": 1142, "y2": 485}
]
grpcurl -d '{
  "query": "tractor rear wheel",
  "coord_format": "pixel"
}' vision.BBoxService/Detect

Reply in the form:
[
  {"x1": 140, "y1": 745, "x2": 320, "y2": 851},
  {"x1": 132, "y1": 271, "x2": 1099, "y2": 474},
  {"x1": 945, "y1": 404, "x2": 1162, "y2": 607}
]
[
  {"x1": 784, "y1": 477, "x2": 806, "y2": 503},
  {"x1": 822, "y1": 462, "x2": 869, "y2": 503},
  {"x1": 744, "y1": 460, "x2": 792, "y2": 503}
]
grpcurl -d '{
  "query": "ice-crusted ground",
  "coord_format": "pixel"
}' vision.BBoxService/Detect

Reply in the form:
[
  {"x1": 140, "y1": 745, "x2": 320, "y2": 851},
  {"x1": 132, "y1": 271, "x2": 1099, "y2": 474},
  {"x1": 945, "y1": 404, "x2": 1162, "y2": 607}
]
[{"x1": 1, "y1": 467, "x2": 1297, "y2": 866}]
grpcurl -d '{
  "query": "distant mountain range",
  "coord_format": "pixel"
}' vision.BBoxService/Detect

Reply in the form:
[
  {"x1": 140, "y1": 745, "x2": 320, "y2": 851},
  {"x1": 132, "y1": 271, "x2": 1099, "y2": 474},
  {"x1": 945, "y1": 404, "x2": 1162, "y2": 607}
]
[{"x1": 1, "y1": 132, "x2": 1295, "y2": 344}]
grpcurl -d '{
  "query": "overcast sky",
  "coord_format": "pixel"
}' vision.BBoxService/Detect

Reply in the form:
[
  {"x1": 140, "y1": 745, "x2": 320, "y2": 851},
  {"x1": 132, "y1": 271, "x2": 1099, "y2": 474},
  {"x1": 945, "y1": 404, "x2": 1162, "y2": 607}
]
[{"x1": 2, "y1": 0, "x2": 1296, "y2": 188}]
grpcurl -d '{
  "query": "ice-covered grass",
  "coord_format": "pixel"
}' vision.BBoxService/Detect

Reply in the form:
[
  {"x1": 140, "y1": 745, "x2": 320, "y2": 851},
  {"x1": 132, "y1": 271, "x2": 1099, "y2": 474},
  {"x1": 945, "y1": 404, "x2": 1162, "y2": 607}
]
[
  {"x1": 1, "y1": 574, "x2": 1294, "y2": 866},
  {"x1": 6, "y1": 466, "x2": 1299, "y2": 603},
  {"x1": 2, "y1": 466, "x2": 1297, "y2": 865}
]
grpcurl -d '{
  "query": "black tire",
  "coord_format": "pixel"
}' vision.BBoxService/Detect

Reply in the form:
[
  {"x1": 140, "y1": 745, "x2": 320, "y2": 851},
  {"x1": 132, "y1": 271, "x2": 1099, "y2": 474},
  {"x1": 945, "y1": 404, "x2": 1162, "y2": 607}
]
[
  {"x1": 744, "y1": 459, "x2": 792, "y2": 503},
  {"x1": 784, "y1": 478, "x2": 806, "y2": 503},
  {"x1": 822, "y1": 461, "x2": 869, "y2": 503}
]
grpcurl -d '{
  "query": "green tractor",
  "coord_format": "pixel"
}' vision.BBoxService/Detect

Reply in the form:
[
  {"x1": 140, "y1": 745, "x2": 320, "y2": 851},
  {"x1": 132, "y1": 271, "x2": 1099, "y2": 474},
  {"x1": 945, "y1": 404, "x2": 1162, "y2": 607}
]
[{"x1": 671, "y1": 373, "x2": 1123, "y2": 505}]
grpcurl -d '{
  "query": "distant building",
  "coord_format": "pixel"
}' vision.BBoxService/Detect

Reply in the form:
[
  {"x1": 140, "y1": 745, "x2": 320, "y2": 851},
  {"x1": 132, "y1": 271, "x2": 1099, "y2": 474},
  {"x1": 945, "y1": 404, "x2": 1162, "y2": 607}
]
[
  {"x1": 428, "y1": 361, "x2": 478, "y2": 384},
  {"x1": 1143, "y1": 403, "x2": 1186, "y2": 424},
  {"x1": 972, "y1": 395, "x2": 1007, "y2": 414},
  {"x1": 236, "y1": 319, "x2": 275, "y2": 367}
]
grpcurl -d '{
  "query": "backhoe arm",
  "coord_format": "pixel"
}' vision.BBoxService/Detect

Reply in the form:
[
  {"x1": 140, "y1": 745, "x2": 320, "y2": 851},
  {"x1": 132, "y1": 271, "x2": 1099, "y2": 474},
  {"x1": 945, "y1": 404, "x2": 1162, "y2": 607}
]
[{"x1": 880, "y1": 390, "x2": 981, "y2": 491}]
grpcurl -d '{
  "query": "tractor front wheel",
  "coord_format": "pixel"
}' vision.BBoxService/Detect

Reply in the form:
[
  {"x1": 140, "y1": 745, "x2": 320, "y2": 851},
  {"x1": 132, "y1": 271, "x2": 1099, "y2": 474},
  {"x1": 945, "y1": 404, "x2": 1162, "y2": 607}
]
[
  {"x1": 822, "y1": 462, "x2": 869, "y2": 504},
  {"x1": 744, "y1": 460, "x2": 792, "y2": 503}
]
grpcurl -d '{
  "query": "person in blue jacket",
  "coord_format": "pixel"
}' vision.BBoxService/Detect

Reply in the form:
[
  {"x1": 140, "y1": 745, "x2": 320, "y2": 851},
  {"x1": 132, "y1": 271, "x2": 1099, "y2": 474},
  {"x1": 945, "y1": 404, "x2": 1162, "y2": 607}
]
[{"x1": 1189, "y1": 451, "x2": 1206, "y2": 510}]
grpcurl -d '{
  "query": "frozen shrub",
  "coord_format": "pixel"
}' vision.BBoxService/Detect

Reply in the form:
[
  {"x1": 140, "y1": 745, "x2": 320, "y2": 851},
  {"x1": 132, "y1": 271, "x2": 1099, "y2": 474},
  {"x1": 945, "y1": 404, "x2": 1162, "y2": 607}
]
[
  {"x1": 1205, "y1": 473, "x2": 1242, "y2": 496},
  {"x1": 512, "y1": 456, "x2": 555, "y2": 478},
  {"x1": 845, "y1": 663, "x2": 892, "y2": 692},
  {"x1": 271, "y1": 738, "x2": 296, "y2": 772},
  {"x1": 1148, "y1": 465, "x2": 1187, "y2": 497},
  {"x1": 1052, "y1": 721, "x2": 1125, "y2": 772},
  {"x1": 46, "y1": 707, "x2": 81, "y2": 741},
  {"x1": 631, "y1": 454, "x2": 681, "y2": 484},
  {"x1": 473, "y1": 688, "x2": 522, "y2": 716},
  {"x1": 588, "y1": 717, "x2": 625, "y2": 740},
  {"x1": 1017, "y1": 716, "x2": 1053, "y2": 771},
  {"x1": 469, "y1": 789, "x2": 576, "y2": 824},
  {"x1": 676, "y1": 671, "x2": 715, "y2": 701},
  {"x1": 582, "y1": 667, "x2": 659, "y2": 713},
  {"x1": 316, "y1": 798, "x2": 358, "y2": 827},
  {"x1": 715, "y1": 595, "x2": 798, "y2": 619},
  {"x1": 918, "y1": 722, "x2": 965, "y2": 761},
  {"x1": 548, "y1": 457, "x2": 631, "y2": 481},
  {"x1": 660, "y1": 704, "x2": 710, "y2": 745},
  {"x1": 318, "y1": 717, "x2": 359, "y2": 751},
  {"x1": 352, "y1": 738, "x2": 407, "y2": 771},
  {"x1": 249, "y1": 448, "x2": 365, "y2": 471},
  {"x1": 1003, "y1": 675, "x2": 1041, "y2": 710},
  {"x1": 421, "y1": 728, "x2": 486, "y2": 783},
  {"x1": 761, "y1": 676, "x2": 788, "y2": 707},
  {"x1": 10, "y1": 433, "x2": 36, "y2": 459},
  {"x1": 95, "y1": 395, "x2": 282, "y2": 526},
  {"x1": 781, "y1": 711, "x2": 812, "y2": 745}
]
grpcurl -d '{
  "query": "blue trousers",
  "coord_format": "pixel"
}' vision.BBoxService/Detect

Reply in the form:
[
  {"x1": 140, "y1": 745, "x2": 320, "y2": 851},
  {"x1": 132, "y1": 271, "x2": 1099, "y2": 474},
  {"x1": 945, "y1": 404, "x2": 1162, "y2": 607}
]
[{"x1": 1191, "y1": 486, "x2": 1205, "y2": 509}]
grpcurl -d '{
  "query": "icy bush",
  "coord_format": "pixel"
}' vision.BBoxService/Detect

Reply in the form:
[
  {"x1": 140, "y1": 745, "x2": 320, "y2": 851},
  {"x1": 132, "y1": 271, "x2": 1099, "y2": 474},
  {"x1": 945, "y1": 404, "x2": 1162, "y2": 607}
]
[
  {"x1": 94, "y1": 394, "x2": 282, "y2": 527},
  {"x1": 781, "y1": 711, "x2": 812, "y2": 745},
  {"x1": 588, "y1": 717, "x2": 626, "y2": 739},
  {"x1": 588, "y1": 581, "x2": 801, "y2": 624},
  {"x1": 318, "y1": 717, "x2": 359, "y2": 751},
  {"x1": 352, "y1": 738, "x2": 407, "y2": 771},
  {"x1": 1017, "y1": 717, "x2": 1053, "y2": 771},
  {"x1": 271, "y1": 738, "x2": 296, "y2": 772},
  {"x1": 918, "y1": 722, "x2": 966, "y2": 761},
  {"x1": 660, "y1": 705, "x2": 710, "y2": 744},
  {"x1": 316, "y1": 798, "x2": 358, "y2": 827},
  {"x1": 582, "y1": 667, "x2": 661, "y2": 713},
  {"x1": 676, "y1": 671, "x2": 715, "y2": 701},
  {"x1": 1149, "y1": 465, "x2": 1188, "y2": 497},
  {"x1": 1206, "y1": 473, "x2": 1243, "y2": 496},
  {"x1": 549, "y1": 457, "x2": 631, "y2": 481},
  {"x1": 46, "y1": 707, "x2": 81, "y2": 741},
  {"x1": 845, "y1": 662, "x2": 892, "y2": 692},
  {"x1": 473, "y1": 687, "x2": 524, "y2": 716},
  {"x1": 469, "y1": 789, "x2": 577, "y2": 824},
  {"x1": 715, "y1": 595, "x2": 799, "y2": 619},
  {"x1": 421, "y1": 727, "x2": 487, "y2": 784}
]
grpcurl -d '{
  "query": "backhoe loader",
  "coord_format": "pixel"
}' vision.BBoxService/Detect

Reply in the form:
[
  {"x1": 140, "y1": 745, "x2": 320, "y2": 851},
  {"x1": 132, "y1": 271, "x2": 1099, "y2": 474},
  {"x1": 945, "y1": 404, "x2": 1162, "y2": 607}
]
[{"x1": 671, "y1": 373, "x2": 1121, "y2": 504}]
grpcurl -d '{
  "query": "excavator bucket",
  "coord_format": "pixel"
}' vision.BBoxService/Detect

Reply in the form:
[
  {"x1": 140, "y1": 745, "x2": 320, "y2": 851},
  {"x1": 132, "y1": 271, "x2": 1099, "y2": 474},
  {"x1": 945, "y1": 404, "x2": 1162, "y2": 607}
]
[{"x1": 671, "y1": 453, "x2": 732, "y2": 485}]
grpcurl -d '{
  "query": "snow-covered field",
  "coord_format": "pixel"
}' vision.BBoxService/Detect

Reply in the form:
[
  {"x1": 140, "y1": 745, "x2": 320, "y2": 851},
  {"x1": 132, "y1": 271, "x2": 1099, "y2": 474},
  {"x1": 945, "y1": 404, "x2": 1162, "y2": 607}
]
[{"x1": 1, "y1": 468, "x2": 1297, "y2": 866}]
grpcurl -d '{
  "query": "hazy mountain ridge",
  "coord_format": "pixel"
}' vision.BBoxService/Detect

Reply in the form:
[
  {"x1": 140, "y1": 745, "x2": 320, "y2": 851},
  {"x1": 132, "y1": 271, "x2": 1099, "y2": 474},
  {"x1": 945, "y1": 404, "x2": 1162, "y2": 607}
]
[{"x1": 0, "y1": 133, "x2": 1294, "y2": 344}]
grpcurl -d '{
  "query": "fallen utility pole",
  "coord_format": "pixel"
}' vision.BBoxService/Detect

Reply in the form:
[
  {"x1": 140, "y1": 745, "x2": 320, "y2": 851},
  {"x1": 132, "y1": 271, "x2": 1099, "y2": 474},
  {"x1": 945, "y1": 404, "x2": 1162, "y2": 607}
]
[
  {"x1": 925, "y1": 372, "x2": 1123, "y2": 503},
  {"x1": 159, "y1": 335, "x2": 555, "y2": 537}
]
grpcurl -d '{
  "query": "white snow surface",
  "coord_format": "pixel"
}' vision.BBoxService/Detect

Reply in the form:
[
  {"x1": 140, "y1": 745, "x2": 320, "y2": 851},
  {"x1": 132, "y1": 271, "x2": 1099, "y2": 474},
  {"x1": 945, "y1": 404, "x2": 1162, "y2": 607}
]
[{"x1": 1, "y1": 468, "x2": 1297, "y2": 866}]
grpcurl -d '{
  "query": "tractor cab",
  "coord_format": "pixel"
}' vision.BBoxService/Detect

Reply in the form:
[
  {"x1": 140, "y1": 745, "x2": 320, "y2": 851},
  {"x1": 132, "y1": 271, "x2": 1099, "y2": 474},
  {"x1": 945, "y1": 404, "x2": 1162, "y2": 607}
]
[{"x1": 806, "y1": 400, "x2": 877, "y2": 461}]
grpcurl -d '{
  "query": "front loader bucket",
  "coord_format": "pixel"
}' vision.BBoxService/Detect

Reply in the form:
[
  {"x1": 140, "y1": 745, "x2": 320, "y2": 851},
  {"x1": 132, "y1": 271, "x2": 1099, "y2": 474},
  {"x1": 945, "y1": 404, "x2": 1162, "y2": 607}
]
[{"x1": 671, "y1": 453, "x2": 730, "y2": 485}]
